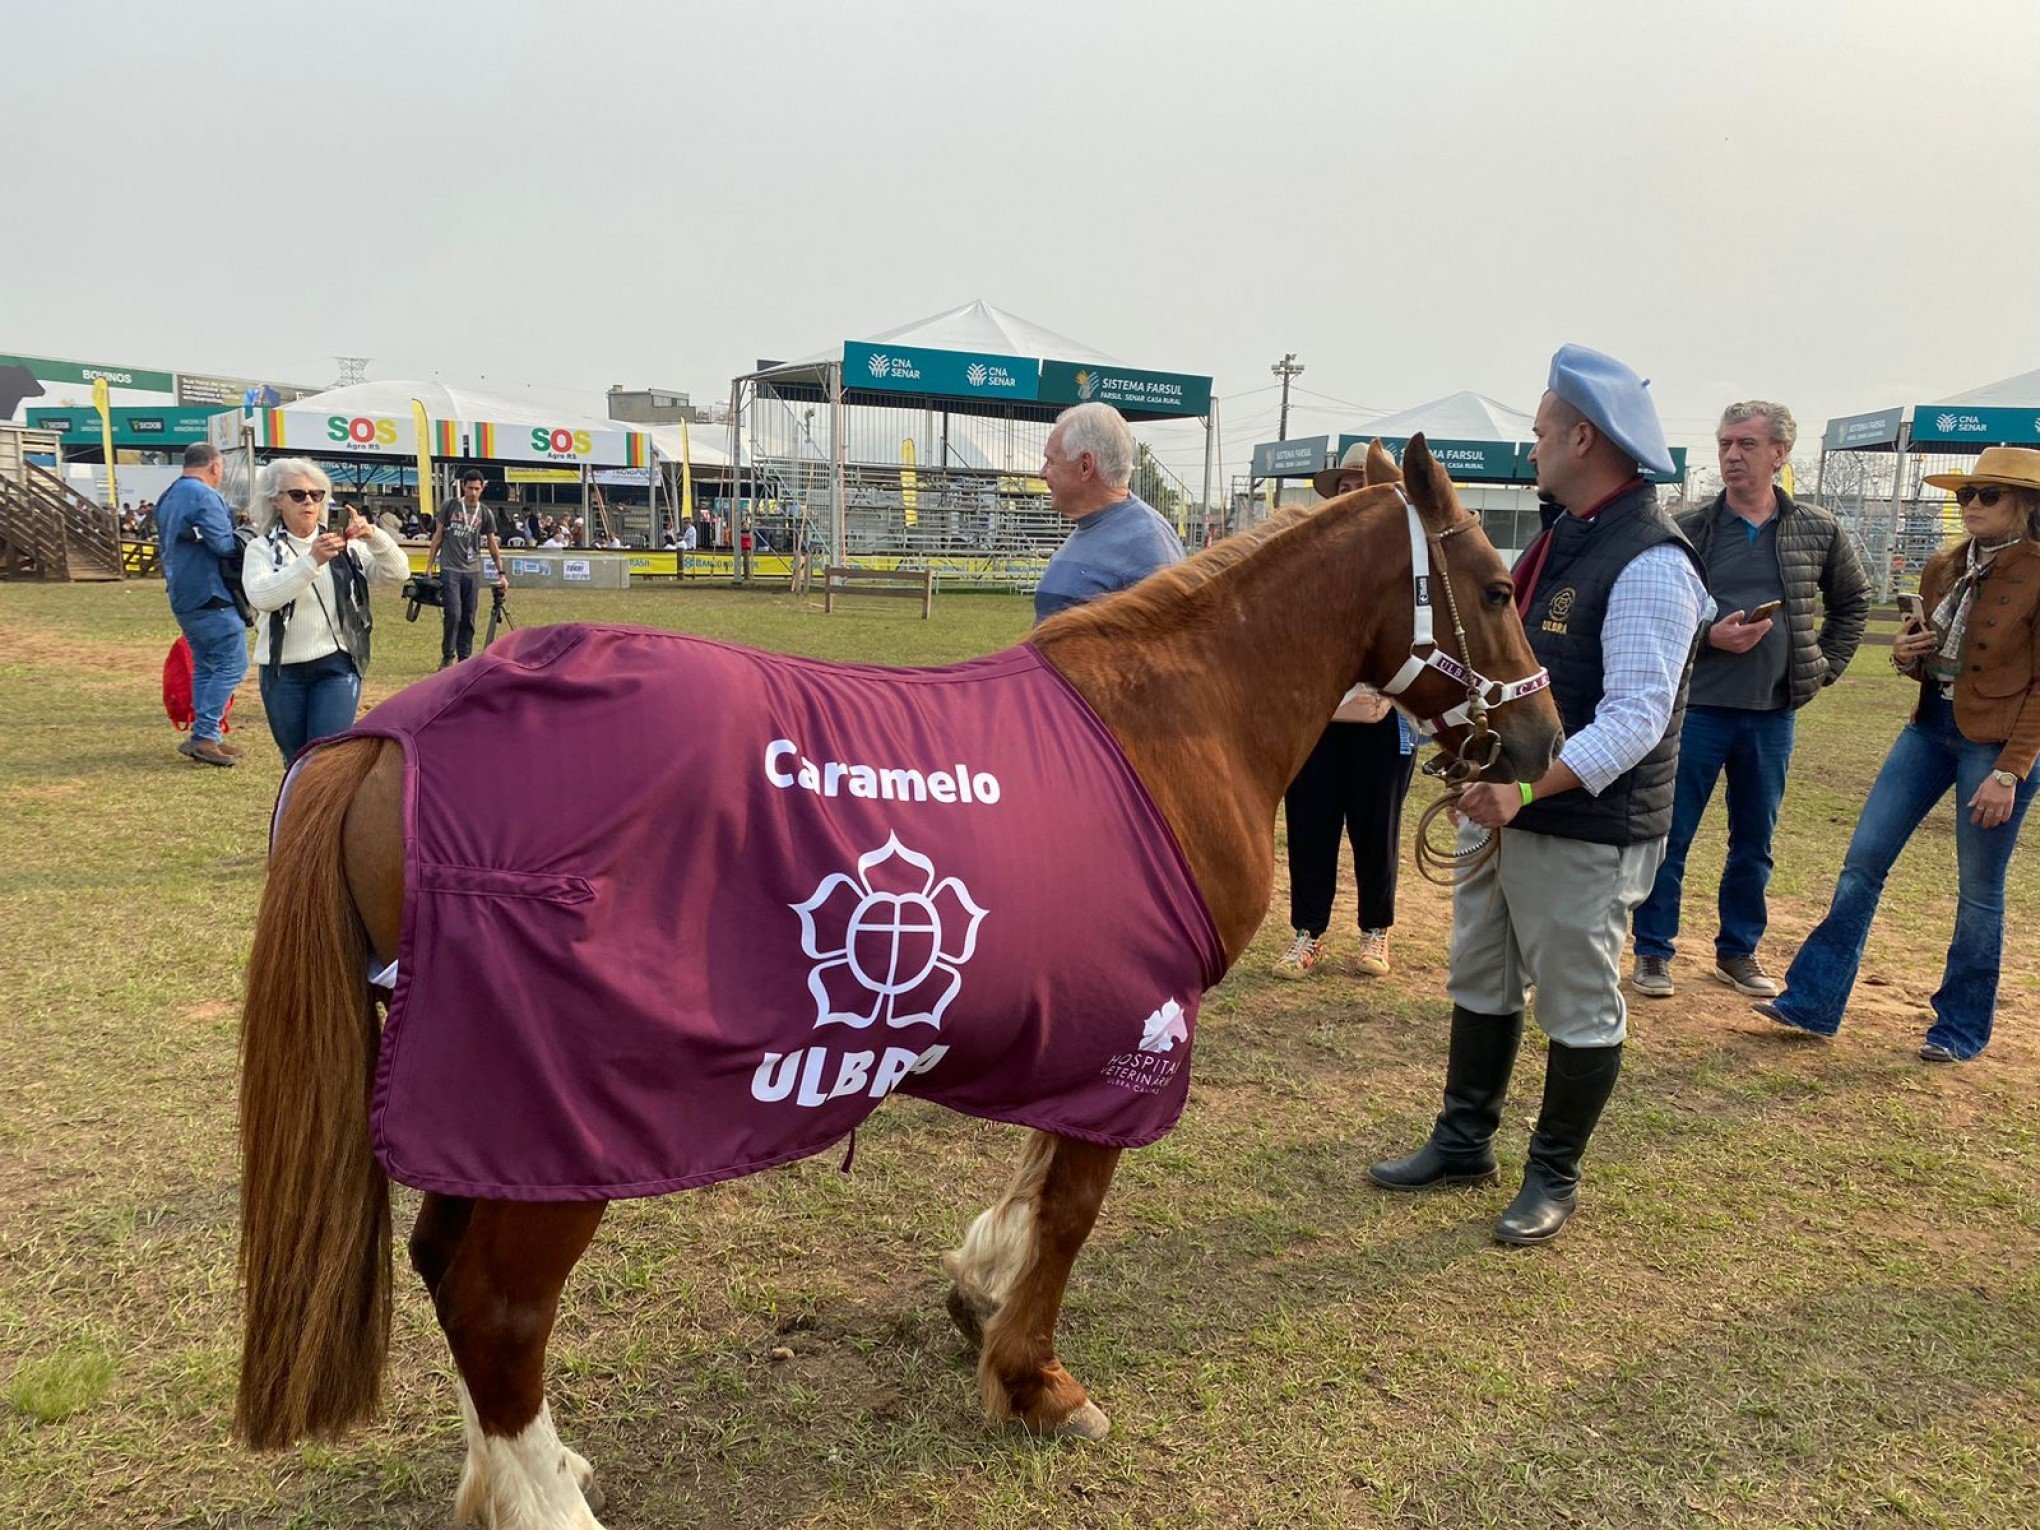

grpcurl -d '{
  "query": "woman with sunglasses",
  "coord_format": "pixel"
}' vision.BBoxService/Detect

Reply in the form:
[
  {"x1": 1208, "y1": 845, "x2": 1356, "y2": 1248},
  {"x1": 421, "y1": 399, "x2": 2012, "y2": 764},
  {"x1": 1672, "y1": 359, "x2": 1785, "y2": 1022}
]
[
  {"x1": 1756, "y1": 446, "x2": 2040, "y2": 1061},
  {"x1": 241, "y1": 457, "x2": 410, "y2": 760}
]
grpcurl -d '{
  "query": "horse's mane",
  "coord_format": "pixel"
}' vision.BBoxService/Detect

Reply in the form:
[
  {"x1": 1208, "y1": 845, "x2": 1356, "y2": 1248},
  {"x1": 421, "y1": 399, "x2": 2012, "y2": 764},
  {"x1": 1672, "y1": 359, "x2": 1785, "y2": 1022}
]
[{"x1": 1034, "y1": 492, "x2": 1386, "y2": 646}]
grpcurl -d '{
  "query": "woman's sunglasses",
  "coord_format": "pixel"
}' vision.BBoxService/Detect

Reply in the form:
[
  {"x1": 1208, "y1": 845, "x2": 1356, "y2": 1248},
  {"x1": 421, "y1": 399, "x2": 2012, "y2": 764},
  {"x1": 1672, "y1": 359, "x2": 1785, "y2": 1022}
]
[
  {"x1": 282, "y1": 488, "x2": 329, "y2": 504},
  {"x1": 1955, "y1": 486, "x2": 2008, "y2": 507}
]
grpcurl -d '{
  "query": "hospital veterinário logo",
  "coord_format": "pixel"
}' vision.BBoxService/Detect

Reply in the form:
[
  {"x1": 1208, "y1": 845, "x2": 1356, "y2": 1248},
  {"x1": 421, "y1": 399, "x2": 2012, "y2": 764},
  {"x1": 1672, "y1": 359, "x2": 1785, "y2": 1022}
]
[
  {"x1": 791, "y1": 834, "x2": 986, "y2": 1030},
  {"x1": 1102, "y1": 995, "x2": 1192, "y2": 1094}
]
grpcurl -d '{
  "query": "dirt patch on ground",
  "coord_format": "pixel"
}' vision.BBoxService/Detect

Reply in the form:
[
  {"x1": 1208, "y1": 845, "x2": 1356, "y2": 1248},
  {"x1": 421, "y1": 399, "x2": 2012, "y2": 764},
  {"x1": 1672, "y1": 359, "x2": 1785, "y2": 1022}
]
[{"x1": 0, "y1": 619, "x2": 166, "y2": 681}]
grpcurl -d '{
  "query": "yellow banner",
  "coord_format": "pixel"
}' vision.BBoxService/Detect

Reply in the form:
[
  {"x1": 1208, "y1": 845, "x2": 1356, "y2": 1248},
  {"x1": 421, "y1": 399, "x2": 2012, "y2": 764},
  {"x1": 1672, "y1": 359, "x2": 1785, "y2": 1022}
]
[
  {"x1": 92, "y1": 377, "x2": 118, "y2": 506},
  {"x1": 900, "y1": 438, "x2": 919, "y2": 526},
  {"x1": 505, "y1": 466, "x2": 579, "y2": 484},
  {"x1": 679, "y1": 420, "x2": 695, "y2": 518},
  {"x1": 411, "y1": 398, "x2": 435, "y2": 526}
]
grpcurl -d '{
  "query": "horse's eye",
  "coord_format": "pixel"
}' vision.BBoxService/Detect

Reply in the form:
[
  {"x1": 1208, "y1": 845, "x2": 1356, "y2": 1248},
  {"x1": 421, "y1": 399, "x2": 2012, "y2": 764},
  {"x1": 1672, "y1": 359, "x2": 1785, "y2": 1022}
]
[{"x1": 1484, "y1": 585, "x2": 1513, "y2": 609}]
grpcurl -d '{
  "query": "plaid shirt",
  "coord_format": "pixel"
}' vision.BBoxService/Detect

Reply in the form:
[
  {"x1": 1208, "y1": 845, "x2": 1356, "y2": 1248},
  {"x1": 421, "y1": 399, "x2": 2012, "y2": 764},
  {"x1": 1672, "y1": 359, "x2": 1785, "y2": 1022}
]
[{"x1": 1558, "y1": 543, "x2": 1710, "y2": 795}]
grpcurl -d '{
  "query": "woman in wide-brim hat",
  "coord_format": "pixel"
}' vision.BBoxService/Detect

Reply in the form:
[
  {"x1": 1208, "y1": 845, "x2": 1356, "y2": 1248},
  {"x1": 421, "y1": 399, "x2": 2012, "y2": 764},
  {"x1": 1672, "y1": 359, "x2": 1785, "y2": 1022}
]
[{"x1": 1756, "y1": 445, "x2": 2040, "y2": 1061}]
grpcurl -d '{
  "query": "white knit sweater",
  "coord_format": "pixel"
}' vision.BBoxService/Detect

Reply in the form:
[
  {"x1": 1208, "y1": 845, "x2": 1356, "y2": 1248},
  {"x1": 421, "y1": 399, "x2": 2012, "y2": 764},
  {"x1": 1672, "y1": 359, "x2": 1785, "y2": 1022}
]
[{"x1": 242, "y1": 526, "x2": 411, "y2": 666}]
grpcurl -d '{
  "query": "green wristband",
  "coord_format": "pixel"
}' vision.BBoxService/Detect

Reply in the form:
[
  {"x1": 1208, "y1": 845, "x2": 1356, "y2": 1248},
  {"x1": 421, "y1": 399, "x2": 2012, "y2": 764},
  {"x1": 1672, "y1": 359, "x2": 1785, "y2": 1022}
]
[{"x1": 1518, "y1": 780, "x2": 1535, "y2": 807}]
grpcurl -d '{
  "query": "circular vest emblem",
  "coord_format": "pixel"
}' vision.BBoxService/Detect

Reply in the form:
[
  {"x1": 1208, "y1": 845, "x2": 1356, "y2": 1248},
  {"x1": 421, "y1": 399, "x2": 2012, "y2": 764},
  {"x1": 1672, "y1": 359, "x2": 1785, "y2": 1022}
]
[{"x1": 1547, "y1": 587, "x2": 1577, "y2": 621}]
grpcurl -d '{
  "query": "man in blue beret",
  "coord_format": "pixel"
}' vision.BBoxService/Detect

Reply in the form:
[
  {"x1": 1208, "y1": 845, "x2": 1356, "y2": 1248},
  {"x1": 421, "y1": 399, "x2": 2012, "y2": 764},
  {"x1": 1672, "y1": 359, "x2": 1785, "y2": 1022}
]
[{"x1": 1371, "y1": 343, "x2": 1709, "y2": 1245}]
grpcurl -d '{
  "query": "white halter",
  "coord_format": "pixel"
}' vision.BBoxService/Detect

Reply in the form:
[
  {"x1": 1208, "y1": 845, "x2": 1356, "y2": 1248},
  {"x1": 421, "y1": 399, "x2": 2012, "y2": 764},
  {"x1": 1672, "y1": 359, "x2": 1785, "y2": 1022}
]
[{"x1": 1371, "y1": 489, "x2": 1551, "y2": 752}]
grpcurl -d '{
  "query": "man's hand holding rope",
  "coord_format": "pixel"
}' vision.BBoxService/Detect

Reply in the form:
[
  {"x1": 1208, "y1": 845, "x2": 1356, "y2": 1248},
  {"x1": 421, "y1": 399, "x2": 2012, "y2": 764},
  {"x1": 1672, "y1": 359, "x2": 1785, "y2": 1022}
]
[{"x1": 1449, "y1": 761, "x2": 1585, "y2": 831}]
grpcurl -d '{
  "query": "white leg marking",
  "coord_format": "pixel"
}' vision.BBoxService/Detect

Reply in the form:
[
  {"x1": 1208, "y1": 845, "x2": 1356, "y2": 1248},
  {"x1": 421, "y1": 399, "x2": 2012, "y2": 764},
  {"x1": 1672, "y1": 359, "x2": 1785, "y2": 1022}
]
[
  {"x1": 942, "y1": 1134, "x2": 1051, "y2": 1313},
  {"x1": 470, "y1": 1400, "x2": 604, "y2": 1529},
  {"x1": 452, "y1": 1380, "x2": 490, "y2": 1525}
]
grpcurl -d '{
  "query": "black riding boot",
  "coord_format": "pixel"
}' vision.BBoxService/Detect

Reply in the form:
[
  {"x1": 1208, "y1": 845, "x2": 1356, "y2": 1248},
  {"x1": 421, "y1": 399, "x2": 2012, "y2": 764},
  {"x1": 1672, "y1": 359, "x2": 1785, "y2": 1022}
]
[
  {"x1": 1493, "y1": 1040, "x2": 1623, "y2": 1245},
  {"x1": 1369, "y1": 1006, "x2": 1524, "y2": 1189}
]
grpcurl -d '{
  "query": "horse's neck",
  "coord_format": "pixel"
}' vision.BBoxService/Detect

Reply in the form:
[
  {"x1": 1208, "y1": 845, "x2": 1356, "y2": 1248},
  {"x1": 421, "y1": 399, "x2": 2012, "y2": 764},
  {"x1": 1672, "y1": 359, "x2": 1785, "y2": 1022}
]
[{"x1": 1035, "y1": 496, "x2": 1404, "y2": 963}]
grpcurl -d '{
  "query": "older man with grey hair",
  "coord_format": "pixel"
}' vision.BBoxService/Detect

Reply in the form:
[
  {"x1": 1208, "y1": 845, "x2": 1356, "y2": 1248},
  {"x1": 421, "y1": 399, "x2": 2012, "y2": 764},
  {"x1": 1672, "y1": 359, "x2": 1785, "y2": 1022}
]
[
  {"x1": 1630, "y1": 399, "x2": 1870, "y2": 999},
  {"x1": 1033, "y1": 401, "x2": 1185, "y2": 622}
]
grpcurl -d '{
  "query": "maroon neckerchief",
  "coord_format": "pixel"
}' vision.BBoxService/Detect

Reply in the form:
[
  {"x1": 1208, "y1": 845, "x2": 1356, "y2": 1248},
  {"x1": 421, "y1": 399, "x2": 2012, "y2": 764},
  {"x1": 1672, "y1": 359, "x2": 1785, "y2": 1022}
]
[{"x1": 1514, "y1": 476, "x2": 1646, "y2": 612}]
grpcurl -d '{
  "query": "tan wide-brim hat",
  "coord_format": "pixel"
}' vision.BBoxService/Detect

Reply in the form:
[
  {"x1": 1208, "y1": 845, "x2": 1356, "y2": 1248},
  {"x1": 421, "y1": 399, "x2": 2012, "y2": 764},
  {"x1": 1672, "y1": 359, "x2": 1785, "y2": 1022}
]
[
  {"x1": 1923, "y1": 445, "x2": 2040, "y2": 493},
  {"x1": 1311, "y1": 441, "x2": 1372, "y2": 499}
]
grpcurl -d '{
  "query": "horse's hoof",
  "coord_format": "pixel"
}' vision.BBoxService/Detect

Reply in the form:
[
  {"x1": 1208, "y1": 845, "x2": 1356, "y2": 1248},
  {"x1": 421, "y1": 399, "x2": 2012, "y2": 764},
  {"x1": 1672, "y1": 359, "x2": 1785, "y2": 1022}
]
[
  {"x1": 945, "y1": 1285, "x2": 986, "y2": 1349},
  {"x1": 581, "y1": 1477, "x2": 605, "y2": 1515},
  {"x1": 1055, "y1": 1400, "x2": 1111, "y2": 1441}
]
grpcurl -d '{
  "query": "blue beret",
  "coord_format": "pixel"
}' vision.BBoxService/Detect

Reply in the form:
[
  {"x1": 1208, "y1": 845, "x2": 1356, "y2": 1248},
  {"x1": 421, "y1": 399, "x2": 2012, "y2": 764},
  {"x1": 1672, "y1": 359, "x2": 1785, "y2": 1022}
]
[{"x1": 1547, "y1": 343, "x2": 1673, "y2": 478}]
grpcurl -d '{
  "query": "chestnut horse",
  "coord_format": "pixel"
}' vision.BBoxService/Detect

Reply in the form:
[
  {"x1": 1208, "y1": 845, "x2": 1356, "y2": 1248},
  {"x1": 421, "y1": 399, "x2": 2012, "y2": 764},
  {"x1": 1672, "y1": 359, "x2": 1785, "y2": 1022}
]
[{"x1": 236, "y1": 437, "x2": 1560, "y2": 1528}]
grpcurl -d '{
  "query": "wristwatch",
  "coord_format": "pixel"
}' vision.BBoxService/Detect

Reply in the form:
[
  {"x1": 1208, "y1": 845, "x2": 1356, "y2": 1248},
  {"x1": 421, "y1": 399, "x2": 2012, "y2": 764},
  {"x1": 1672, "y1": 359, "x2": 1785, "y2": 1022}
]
[{"x1": 1992, "y1": 770, "x2": 2019, "y2": 788}]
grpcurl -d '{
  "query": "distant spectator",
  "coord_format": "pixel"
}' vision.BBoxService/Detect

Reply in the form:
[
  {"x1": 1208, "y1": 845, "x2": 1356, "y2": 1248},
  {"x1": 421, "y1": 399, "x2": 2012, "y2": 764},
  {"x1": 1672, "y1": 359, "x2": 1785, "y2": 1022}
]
[
  {"x1": 424, "y1": 469, "x2": 508, "y2": 669},
  {"x1": 155, "y1": 442, "x2": 247, "y2": 768}
]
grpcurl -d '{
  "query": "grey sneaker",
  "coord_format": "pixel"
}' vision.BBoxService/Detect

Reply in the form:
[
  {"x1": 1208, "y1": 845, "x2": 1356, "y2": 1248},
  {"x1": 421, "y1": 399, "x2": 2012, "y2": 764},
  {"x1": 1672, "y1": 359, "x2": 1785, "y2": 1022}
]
[
  {"x1": 1713, "y1": 953, "x2": 1780, "y2": 997},
  {"x1": 1918, "y1": 1041, "x2": 1962, "y2": 1064},
  {"x1": 1632, "y1": 954, "x2": 1675, "y2": 998}
]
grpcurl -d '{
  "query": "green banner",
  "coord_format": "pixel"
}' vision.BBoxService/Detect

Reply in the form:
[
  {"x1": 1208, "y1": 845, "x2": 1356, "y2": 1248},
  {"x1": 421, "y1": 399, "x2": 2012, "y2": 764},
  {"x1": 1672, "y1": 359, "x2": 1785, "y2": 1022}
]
[
  {"x1": 1512, "y1": 441, "x2": 1687, "y2": 485},
  {"x1": 1, "y1": 352, "x2": 176, "y2": 393},
  {"x1": 1039, "y1": 360, "x2": 1211, "y2": 417},
  {"x1": 1251, "y1": 436, "x2": 1329, "y2": 478},
  {"x1": 843, "y1": 341, "x2": 1038, "y2": 402},
  {"x1": 1821, "y1": 407, "x2": 1905, "y2": 452},
  {"x1": 28, "y1": 406, "x2": 217, "y2": 449},
  {"x1": 1907, "y1": 404, "x2": 2040, "y2": 448},
  {"x1": 1338, "y1": 435, "x2": 1521, "y2": 483}
]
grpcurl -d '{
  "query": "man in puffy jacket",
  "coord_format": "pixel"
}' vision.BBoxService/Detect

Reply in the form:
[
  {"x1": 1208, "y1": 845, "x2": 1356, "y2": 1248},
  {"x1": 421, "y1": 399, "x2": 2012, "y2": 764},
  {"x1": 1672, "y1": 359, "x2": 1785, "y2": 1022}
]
[
  {"x1": 155, "y1": 443, "x2": 247, "y2": 767},
  {"x1": 1630, "y1": 400, "x2": 1870, "y2": 998}
]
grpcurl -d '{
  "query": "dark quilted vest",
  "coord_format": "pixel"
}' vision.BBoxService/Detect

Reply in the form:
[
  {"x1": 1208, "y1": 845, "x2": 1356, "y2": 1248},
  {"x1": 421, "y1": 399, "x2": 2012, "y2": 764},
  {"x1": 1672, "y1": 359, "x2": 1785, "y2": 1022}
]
[{"x1": 1512, "y1": 483, "x2": 1702, "y2": 846}]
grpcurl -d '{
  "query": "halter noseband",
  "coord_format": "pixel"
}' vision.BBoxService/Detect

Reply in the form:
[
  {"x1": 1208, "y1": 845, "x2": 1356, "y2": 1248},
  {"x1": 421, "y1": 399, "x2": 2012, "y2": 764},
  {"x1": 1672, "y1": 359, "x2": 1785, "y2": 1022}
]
[{"x1": 1370, "y1": 488, "x2": 1551, "y2": 783}]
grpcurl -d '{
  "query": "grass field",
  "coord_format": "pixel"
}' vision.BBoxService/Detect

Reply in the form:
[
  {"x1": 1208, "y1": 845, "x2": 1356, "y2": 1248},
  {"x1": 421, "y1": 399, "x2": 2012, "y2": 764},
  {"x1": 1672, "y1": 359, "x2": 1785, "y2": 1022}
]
[{"x1": 2, "y1": 579, "x2": 2037, "y2": 1529}]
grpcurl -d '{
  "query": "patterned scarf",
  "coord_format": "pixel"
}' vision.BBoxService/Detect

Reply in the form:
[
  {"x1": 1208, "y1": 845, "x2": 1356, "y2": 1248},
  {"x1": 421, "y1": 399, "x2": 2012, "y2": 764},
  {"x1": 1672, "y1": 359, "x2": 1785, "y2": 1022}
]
[{"x1": 1927, "y1": 537, "x2": 2023, "y2": 690}]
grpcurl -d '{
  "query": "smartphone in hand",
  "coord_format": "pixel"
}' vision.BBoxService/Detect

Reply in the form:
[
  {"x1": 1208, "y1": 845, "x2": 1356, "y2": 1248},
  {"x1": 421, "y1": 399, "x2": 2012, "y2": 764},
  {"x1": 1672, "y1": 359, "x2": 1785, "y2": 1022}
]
[
  {"x1": 1896, "y1": 593, "x2": 1927, "y2": 628},
  {"x1": 1747, "y1": 600, "x2": 1783, "y2": 622}
]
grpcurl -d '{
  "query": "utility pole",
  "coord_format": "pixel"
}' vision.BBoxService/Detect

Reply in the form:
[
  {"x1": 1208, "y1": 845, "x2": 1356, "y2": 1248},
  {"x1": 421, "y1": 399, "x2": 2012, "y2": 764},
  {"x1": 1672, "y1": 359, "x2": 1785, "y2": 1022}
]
[
  {"x1": 1271, "y1": 352, "x2": 1304, "y2": 440},
  {"x1": 333, "y1": 356, "x2": 371, "y2": 387}
]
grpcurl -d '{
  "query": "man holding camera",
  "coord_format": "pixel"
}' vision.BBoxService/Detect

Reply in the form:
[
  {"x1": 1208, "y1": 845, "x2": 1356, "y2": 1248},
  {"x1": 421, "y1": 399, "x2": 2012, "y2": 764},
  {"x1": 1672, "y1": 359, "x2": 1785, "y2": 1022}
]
[
  {"x1": 426, "y1": 468, "x2": 508, "y2": 668},
  {"x1": 1629, "y1": 401, "x2": 1869, "y2": 998}
]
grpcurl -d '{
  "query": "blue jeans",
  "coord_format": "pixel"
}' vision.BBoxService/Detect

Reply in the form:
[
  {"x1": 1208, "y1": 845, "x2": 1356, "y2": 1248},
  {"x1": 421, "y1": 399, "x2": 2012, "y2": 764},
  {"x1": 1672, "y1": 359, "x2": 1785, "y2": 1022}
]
[
  {"x1": 1633, "y1": 704, "x2": 1796, "y2": 962},
  {"x1": 258, "y1": 650, "x2": 362, "y2": 761},
  {"x1": 178, "y1": 603, "x2": 250, "y2": 742},
  {"x1": 1772, "y1": 690, "x2": 2039, "y2": 1058}
]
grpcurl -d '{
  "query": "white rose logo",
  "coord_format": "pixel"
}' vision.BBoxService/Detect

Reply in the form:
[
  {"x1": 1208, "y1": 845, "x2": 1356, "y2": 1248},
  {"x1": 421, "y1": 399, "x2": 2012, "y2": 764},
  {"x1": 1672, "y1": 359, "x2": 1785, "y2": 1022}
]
[{"x1": 791, "y1": 835, "x2": 987, "y2": 1031}]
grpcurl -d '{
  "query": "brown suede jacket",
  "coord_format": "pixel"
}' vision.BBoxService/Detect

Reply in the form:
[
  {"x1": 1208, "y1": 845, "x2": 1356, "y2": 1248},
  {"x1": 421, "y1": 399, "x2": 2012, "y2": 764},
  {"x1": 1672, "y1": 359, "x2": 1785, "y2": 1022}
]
[{"x1": 1903, "y1": 539, "x2": 2040, "y2": 776}]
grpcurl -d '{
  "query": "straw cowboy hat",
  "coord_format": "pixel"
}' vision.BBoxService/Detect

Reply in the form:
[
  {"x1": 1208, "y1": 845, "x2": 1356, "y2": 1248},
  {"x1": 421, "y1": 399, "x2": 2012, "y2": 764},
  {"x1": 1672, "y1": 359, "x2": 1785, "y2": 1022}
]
[
  {"x1": 1924, "y1": 445, "x2": 2040, "y2": 493},
  {"x1": 1312, "y1": 441, "x2": 1373, "y2": 499}
]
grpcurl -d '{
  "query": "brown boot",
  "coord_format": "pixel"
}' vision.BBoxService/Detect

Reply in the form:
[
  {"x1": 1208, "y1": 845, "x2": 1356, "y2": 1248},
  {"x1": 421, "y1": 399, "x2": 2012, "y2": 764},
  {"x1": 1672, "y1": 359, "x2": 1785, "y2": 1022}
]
[
  {"x1": 215, "y1": 738, "x2": 245, "y2": 758},
  {"x1": 178, "y1": 737, "x2": 238, "y2": 768}
]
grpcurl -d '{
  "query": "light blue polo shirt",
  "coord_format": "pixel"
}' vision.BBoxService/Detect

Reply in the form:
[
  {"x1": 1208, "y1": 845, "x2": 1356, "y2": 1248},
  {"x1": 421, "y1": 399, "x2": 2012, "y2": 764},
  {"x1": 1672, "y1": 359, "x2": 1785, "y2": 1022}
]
[{"x1": 1033, "y1": 494, "x2": 1186, "y2": 622}]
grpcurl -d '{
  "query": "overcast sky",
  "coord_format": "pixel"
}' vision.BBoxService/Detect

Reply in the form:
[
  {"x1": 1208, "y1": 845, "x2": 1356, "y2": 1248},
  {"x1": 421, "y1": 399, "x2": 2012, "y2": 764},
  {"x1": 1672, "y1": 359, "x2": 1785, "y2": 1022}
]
[{"x1": 8, "y1": 0, "x2": 2036, "y2": 486}]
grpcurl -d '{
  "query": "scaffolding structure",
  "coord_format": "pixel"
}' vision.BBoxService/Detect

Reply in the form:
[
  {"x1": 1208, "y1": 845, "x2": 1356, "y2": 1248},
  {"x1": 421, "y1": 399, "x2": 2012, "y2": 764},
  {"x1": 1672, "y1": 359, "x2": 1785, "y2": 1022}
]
[{"x1": 725, "y1": 301, "x2": 1216, "y2": 585}]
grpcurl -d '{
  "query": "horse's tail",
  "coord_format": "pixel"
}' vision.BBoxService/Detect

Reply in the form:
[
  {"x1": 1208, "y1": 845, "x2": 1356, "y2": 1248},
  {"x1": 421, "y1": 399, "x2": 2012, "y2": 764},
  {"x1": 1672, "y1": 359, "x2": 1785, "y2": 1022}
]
[{"x1": 235, "y1": 737, "x2": 392, "y2": 1449}]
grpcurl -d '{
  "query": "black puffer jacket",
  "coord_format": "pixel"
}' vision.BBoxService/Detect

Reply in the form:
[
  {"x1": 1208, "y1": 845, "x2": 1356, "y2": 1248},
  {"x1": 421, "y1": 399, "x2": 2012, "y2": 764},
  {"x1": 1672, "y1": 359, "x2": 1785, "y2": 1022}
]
[{"x1": 1676, "y1": 491, "x2": 1870, "y2": 709}]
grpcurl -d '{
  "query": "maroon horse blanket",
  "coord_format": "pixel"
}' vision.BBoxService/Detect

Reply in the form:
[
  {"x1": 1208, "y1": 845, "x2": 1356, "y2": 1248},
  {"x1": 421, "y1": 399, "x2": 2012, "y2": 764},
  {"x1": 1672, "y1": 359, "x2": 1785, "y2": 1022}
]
[{"x1": 310, "y1": 622, "x2": 1225, "y2": 1200}]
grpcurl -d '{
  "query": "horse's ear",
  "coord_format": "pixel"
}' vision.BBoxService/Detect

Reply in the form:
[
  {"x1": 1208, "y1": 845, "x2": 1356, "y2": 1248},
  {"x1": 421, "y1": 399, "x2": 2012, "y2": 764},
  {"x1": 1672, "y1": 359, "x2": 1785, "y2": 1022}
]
[
  {"x1": 1401, "y1": 433, "x2": 1460, "y2": 529},
  {"x1": 1362, "y1": 439, "x2": 1401, "y2": 485}
]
